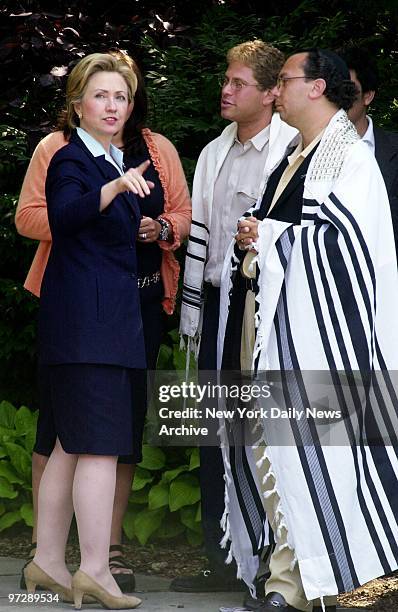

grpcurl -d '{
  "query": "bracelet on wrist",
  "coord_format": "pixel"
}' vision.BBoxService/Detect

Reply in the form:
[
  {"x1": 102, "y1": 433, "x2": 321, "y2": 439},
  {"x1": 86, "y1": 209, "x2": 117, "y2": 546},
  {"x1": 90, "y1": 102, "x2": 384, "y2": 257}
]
[{"x1": 157, "y1": 217, "x2": 170, "y2": 241}]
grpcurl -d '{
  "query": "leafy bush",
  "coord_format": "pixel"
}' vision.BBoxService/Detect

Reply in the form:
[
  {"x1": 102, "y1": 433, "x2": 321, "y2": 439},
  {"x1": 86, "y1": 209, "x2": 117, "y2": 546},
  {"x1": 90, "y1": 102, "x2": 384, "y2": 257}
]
[
  {"x1": 0, "y1": 400, "x2": 202, "y2": 545},
  {"x1": 124, "y1": 445, "x2": 201, "y2": 546},
  {"x1": 0, "y1": 401, "x2": 36, "y2": 532}
]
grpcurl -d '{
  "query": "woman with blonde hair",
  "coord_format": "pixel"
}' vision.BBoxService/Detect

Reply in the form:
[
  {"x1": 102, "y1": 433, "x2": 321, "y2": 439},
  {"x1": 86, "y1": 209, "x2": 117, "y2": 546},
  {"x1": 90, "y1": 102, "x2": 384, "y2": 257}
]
[
  {"x1": 23, "y1": 52, "x2": 149, "y2": 609},
  {"x1": 16, "y1": 49, "x2": 191, "y2": 597}
]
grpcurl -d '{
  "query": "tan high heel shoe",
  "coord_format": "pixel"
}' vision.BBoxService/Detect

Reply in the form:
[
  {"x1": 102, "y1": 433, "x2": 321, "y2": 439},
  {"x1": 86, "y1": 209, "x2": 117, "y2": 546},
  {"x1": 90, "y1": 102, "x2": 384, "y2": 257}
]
[
  {"x1": 72, "y1": 569, "x2": 142, "y2": 609},
  {"x1": 24, "y1": 561, "x2": 74, "y2": 602},
  {"x1": 24, "y1": 561, "x2": 95, "y2": 604}
]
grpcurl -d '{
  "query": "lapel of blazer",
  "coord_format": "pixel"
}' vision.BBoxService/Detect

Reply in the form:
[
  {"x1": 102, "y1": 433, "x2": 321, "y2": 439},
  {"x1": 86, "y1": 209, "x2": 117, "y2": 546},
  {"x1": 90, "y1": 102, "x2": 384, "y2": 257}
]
[
  {"x1": 70, "y1": 130, "x2": 140, "y2": 225},
  {"x1": 70, "y1": 130, "x2": 117, "y2": 181},
  {"x1": 374, "y1": 127, "x2": 398, "y2": 194}
]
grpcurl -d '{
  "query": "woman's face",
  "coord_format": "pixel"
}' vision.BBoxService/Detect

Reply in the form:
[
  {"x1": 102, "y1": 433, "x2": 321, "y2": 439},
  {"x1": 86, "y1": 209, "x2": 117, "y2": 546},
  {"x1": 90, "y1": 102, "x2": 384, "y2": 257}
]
[{"x1": 74, "y1": 70, "x2": 130, "y2": 148}]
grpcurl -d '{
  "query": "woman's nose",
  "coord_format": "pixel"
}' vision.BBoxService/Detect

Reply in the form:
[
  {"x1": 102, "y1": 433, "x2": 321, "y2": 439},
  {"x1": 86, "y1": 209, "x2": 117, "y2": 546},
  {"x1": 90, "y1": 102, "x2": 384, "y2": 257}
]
[{"x1": 106, "y1": 97, "x2": 117, "y2": 110}]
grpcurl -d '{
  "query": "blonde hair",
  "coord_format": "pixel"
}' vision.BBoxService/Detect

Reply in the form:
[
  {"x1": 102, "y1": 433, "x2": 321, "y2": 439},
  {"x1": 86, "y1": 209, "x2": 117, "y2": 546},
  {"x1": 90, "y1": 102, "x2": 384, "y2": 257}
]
[
  {"x1": 227, "y1": 40, "x2": 284, "y2": 90},
  {"x1": 64, "y1": 53, "x2": 138, "y2": 130}
]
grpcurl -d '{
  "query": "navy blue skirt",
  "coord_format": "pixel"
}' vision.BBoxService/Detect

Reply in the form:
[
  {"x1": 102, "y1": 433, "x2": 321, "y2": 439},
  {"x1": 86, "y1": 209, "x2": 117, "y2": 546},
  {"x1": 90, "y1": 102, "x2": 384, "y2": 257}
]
[{"x1": 36, "y1": 364, "x2": 147, "y2": 462}]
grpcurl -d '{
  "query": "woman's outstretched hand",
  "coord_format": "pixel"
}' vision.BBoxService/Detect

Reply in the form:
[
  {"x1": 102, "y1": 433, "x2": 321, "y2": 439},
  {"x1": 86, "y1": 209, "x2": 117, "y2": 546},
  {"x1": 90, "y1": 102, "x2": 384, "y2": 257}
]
[
  {"x1": 100, "y1": 160, "x2": 154, "y2": 211},
  {"x1": 123, "y1": 160, "x2": 155, "y2": 198}
]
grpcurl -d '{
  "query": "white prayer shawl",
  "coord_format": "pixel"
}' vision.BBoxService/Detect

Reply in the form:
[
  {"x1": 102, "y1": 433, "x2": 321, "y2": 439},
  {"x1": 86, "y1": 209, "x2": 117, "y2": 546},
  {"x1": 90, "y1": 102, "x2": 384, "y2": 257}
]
[
  {"x1": 218, "y1": 110, "x2": 398, "y2": 601},
  {"x1": 179, "y1": 113, "x2": 298, "y2": 356}
]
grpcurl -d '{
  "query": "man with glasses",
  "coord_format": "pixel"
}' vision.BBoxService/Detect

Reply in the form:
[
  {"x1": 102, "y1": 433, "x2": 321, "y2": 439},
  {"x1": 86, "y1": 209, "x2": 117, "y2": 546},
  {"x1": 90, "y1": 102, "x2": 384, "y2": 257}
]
[
  {"x1": 177, "y1": 40, "x2": 297, "y2": 593},
  {"x1": 218, "y1": 48, "x2": 398, "y2": 611}
]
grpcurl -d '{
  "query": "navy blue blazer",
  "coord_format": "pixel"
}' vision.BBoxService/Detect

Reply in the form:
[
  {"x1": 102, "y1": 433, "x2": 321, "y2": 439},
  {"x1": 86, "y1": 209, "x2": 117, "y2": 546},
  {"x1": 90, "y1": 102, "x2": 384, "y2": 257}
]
[{"x1": 39, "y1": 130, "x2": 146, "y2": 368}]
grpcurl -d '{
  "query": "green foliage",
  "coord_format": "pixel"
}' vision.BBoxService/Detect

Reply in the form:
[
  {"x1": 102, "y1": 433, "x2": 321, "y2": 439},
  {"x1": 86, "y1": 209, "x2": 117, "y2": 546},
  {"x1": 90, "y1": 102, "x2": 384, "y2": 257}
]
[
  {"x1": 0, "y1": 402, "x2": 36, "y2": 531},
  {"x1": 123, "y1": 446, "x2": 202, "y2": 546},
  {"x1": 0, "y1": 126, "x2": 29, "y2": 192},
  {"x1": 156, "y1": 329, "x2": 196, "y2": 373},
  {"x1": 142, "y1": 7, "x2": 270, "y2": 183},
  {"x1": 0, "y1": 401, "x2": 202, "y2": 545}
]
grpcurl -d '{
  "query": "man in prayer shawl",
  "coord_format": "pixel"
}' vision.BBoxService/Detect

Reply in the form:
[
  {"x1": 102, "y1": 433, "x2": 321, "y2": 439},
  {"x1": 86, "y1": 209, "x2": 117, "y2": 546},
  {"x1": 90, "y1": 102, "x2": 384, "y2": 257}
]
[
  {"x1": 217, "y1": 49, "x2": 398, "y2": 612},
  {"x1": 177, "y1": 40, "x2": 297, "y2": 595}
]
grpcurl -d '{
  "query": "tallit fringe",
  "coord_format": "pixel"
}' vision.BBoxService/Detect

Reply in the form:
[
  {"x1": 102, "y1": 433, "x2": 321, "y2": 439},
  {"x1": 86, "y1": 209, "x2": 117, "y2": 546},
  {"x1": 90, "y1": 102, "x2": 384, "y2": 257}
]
[
  {"x1": 289, "y1": 555, "x2": 298, "y2": 571},
  {"x1": 262, "y1": 463, "x2": 274, "y2": 485},
  {"x1": 249, "y1": 249, "x2": 259, "y2": 271},
  {"x1": 218, "y1": 445, "x2": 255, "y2": 593},
  {"x1": 220, "y1": 520, "x2": 231, "y2": 548},
  {"x1": 180, "y1": 334, "x2": 202, "y2": 412},
  {"x1": 260, "y1": 447, "x2": 296, "y2": 558},
  {"x1": 256, "y1": 447, "x2": 268, "y2": 469},
  {"x1": 251, "y1": 417, "x2": 262, "y2": 435},
  {"x1": 220, "y1": 438, "x2": 232, "y2": 552},
  {"x1": 179, "y1": 332, "x2": 201, "y2": 361}
]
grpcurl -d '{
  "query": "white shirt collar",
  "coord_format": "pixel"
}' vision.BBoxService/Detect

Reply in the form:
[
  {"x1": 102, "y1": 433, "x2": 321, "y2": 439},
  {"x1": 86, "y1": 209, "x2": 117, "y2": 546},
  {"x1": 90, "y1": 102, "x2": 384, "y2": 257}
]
[
  {"x1": 234, "y1": 123, "x2": 271, "y2": 151},
  {"x1": 362, "y1": 115, "x2": 375, "y2": 153},
  {"x1": 250, "y1": 124, "x2": 271, "y2": 151},
  {"x1": 76, "y1": 127, "x2": 124, "y2": 174}
]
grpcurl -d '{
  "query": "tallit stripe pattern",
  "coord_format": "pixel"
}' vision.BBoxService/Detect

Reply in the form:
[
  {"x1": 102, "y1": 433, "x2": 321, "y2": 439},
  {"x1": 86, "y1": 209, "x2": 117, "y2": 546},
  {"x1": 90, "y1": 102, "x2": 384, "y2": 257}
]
[
  {"x1": 305, "y1": 221, "x2": 397, "y2": 572},
  {"x1": 274, "y1": 242, "x2": 357, "y2": 591},
  {"x1": 191, "y1": 219, "x2": 210, "y2": 232},
  {"x1": 300, "y1": 225, "x2": 390, "y2": 581},
  {"x1": 185, "y1": 251, "x2": 206, "y2": 263},
  {"x1": 188, "y1": 235, "x2": 207, "y2": 247},
  {"x1": 229, "y1": 440, "x2": 268, "y2": 555},
  {"x1": 218, "y1": 111, "x2": 398, "y2": 600}
]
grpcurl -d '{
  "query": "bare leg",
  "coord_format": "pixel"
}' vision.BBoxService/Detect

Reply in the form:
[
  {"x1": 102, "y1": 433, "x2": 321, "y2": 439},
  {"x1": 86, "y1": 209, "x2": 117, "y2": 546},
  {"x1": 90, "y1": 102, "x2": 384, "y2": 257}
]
[
  {"x1": 73, "y1": 454, "x2": 121, "y2": 596},
  {"x1": 109, "y1": 463, "x2": 135, "y2": 575},
  {"x1": 32, "y1": 454, "x2": 134, "y2": 579},
  {"x1": 111, "y1": 463, "x2": 135, "y2": 545},
  {"x1": 31, "y1": 452, "x2": 49, "y2": 544},
  {"x1": 33, "y1": 439, "x2": 77, "y2": 588}
]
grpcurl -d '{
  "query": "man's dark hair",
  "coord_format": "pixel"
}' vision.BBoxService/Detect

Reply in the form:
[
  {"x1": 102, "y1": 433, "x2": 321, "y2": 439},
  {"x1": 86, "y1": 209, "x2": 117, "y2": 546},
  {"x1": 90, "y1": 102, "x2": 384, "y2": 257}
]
[
  {"x1": 301, "y1": 48, "x2": 358, "y2": 111},
  {"x1": 338, "y1": 47, "x2": 379, "y2": 94}
]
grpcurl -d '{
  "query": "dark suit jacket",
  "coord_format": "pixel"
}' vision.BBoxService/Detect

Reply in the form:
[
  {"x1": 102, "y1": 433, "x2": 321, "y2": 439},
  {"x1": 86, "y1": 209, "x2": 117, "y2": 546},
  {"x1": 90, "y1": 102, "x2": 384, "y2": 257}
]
[
  {"x1": 39, "y1": 130, "x2": 146, "y2": 368},
  {"x1": 374, "y1": 126, "x2": 398, "y2": 256}
]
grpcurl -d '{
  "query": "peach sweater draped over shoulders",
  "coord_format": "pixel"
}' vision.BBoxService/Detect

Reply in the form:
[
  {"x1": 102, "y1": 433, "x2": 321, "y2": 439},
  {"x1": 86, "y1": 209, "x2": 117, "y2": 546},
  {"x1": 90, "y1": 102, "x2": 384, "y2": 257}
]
[{"x1": 15, "y1": 128, "x2": 191, "y2": 314}]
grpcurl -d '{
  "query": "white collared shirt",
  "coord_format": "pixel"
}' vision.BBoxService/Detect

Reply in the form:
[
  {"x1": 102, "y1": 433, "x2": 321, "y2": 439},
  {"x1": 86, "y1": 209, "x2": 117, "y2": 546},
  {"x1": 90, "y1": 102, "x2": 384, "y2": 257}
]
[
  {"x1": 362, "y1": 115, "x2": 375, "y2": 155},
  {"x1": 204, "y1": 123, "x2": 271, "y2": 286},
  {"x1": 76, "y1": 127, "x2": 124, "y2": 175}
]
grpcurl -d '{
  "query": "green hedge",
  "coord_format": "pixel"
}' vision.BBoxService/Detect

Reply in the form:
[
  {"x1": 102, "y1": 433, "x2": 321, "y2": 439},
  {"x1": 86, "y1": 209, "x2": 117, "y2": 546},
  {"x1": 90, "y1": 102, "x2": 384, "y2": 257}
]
[
  {"x1": 0, "y1": 402, "x2": 35, "y2": 532},
  {"x1": 0, "y1": 401, "x2": 202, "y2": 545}
]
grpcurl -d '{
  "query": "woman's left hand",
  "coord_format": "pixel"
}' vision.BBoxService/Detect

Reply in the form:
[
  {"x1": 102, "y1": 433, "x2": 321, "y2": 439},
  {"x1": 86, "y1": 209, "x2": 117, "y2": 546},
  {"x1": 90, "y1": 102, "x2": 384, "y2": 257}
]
[{"x1": 138, "y1": 216, "x2": 161, "y2": 242}]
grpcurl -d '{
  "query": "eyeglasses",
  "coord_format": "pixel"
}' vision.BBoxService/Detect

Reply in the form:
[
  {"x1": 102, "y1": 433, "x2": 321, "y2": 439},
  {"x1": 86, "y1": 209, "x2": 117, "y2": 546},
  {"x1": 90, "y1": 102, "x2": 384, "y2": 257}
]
[
  {"x1": 276, "y1": 75, "x2": 308, "y2": 88},
  {"x1": 220, "y1": 76, "x2": 260, "y2": 92}
]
